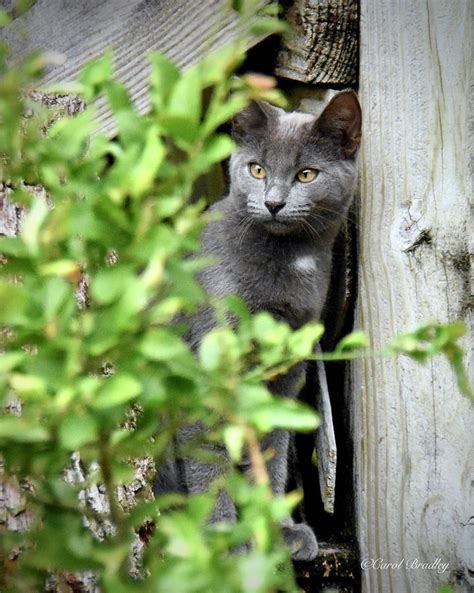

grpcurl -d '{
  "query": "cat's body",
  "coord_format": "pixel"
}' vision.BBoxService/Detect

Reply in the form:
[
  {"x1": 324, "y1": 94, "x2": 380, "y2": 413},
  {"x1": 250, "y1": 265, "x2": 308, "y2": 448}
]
[{"x1": 155, "y1": 91, "x2": 362, "y2": 560}]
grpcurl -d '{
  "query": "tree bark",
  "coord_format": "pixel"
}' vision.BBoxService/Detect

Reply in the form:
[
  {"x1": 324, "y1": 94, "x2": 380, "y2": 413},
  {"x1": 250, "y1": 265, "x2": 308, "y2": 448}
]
[{"x1": 0, "y1": 95, "x2": 156, "y2": 591}]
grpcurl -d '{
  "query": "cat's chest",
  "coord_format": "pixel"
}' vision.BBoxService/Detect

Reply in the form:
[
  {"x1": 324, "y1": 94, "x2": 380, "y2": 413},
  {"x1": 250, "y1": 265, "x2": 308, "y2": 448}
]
[{"x1": 234, "y1": 250, "x2": 324, "y2": 326}]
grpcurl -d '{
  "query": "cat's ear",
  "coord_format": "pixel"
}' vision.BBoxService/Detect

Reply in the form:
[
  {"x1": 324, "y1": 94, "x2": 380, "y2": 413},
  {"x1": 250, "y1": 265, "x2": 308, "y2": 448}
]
[
  {"x1": 315, "y1": 91, "x2": 362, "y2": 158},
  {"x1": 232, "y1": 101, "x2": 282, "y2": 144}
]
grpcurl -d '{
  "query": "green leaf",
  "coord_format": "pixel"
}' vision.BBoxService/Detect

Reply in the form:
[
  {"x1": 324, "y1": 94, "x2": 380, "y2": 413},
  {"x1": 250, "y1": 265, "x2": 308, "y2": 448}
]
[
  {"x1": 250, "y1": 17, "x2": 289, "y2": 37},
  {"x1": 80, "y1": 51, "x2": 113, "y2": 98},
  {"x1": 20, "y1": 196, "x2": 49, "y2": 255},
  {"x1": 140, "y1": 329, "x2": 189, "y2": 361},
  {"x1": 59, "y1": 412, "x2": 99, "y2": 449},
  {"x1": 0, "y1": 9, "x2": 12, "y2": 27},
  {"x1": 10, "y1": 374, "x2": 47, "y2": 398},
  {"x1": 0, "y1": 352, "x2": 24, "y2": 373},
  {"x1": 389, "y1": 322, "x2": 473, "y2": 399},
  {"x1": 288, "y1": 322, "x2": 324, "y2": 357},
  {"x1": 335, "y1": 330, "x2": 368, "y2": 353},
  {"x1": 0, "y1": 417, "x2": 49, "y2": 442},
  {"x1": 223, "y1": 425, "x2": 245, "y2": 462},
  {"x1": 250, "y1": 400, "x2": 319, "y2": 432},
  {"x1": 198, "y1": 45, "x2": 244, "y2": 87},
  {"x1": 105, "y1": 79, "x2": 134, "y2": 113},
  {"x1": 168, "y1": 65, "x2": 201, "y2": 123},
  {"x1": 149, "y1": 53, "x2": 180, "y2": 110},
  {"x1": 193, "y1": 134, "x2": 234, "y2": 174},
  {"x1": 202, "y1": 94, "x2": 248, "y2": 135},
  {"x1": 159, "y1": 114, "x2": 200, "y2": 144},
  {"x1": 0, "y1": 236, "x2": 29, "y2": 257},
  {"x1": 231, "y1": 0, "x2": 245, "y2": 14},
  {"x1": 90, "y1": 265, "x2": 135, "y2": 305},
  {"x1": 93, "y1": 374, "x2": 142, "y2": 409},
  {"x1": 253, "y1": 312, "x2": 289, "y2": 345},
  {"x1": 0, "y1": 281, "x2": 27, "y2": 324},
  {"x1": 445, "y1": 342, "x2": 473, "y2": 399},
  {"x1": 199, "y1": 327, "x2": 239, "y2": 372},
  {"x1": 224, "y1": 295, "x2": 251, "y2": 323},
  {"x1": 47, "y1": 110, "x2": 94, "y2": 160},
  {"x1": 40, "y1": 259, "x2": 81, "y2": 279},
  {"x1": 129, "y1": 125, "x2": 166, "y2": 197}
]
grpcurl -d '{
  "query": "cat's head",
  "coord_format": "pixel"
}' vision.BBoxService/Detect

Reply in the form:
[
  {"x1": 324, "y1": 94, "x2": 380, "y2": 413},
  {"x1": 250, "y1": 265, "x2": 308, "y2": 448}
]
[{"x1": 229, "y1": 91, "x2": 362, "y2": 237}]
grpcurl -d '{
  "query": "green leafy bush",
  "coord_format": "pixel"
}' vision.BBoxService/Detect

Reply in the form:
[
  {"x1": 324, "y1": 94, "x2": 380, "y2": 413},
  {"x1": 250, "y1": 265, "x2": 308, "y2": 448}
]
[{"x1": 0, "y1": 7, "x2": 324, "y2": 593}]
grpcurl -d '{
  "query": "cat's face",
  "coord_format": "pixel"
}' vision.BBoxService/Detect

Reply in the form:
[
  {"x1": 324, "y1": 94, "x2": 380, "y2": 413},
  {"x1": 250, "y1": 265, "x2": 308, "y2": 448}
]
[{"x1": 229, "y1": 92, "x2": 362, "y2": 237}]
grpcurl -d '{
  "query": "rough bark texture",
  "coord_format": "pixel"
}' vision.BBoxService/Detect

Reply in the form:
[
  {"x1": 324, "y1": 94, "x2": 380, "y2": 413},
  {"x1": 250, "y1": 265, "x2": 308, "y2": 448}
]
[
  {"x1": 353, "y1": 2, "x2": 473, "y2": 592},
  {"x1": 276, "y1": 0, "x2": 358, "y2": 86},
  {"x1": 0, "y1": 185, "x2": 23, "y2": 237},
  {"x1": 0, "y1": 93, "x2": 156, "y2": 591}
]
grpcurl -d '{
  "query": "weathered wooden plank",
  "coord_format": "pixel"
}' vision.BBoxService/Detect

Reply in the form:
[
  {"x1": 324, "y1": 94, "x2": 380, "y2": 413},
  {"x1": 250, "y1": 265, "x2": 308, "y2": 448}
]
[
  {"x1": 353, "y1": 2, "x2": 473, "y2": 592},
  {"x1": 2, "y1": 0, "x2": 265, "y2": 136},
  {"x1": 276, "y1": 0, "x2": 358, "y2": 85},
  {"x1": 314, "y1": 354, "x2": 337, "y2": 515}
]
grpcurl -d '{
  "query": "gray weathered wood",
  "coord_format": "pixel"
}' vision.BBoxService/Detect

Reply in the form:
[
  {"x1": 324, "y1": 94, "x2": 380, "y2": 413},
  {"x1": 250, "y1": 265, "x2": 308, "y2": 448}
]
[
  {"x1": 2, "y1": 0, "x2": 266, "y2": 137},
  {"x1": 276, "y1": 0, "x2": 358, "y2": 85},
  {"x1": 353, "y1": 1, "x2": 473, "y2": 592},
  {"x1": 314, "y1": 355, "x2": 337, "y2": 515}
]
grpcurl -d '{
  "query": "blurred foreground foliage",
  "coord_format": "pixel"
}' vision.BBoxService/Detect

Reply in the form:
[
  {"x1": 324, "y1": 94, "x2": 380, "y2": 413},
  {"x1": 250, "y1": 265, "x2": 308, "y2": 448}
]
[{"x1": 0, "y1": 2, "x2": 471, "y2": 593}]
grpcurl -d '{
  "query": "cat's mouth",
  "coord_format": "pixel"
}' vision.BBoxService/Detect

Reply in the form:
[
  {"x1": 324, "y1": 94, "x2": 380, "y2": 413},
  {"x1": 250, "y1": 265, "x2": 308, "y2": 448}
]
[
  {"x1": 263, "y1": 217, "x2": 299, "y2": 235},
  {"x1": 248, "y1": 208, "x2": 305, "y2": 235}
]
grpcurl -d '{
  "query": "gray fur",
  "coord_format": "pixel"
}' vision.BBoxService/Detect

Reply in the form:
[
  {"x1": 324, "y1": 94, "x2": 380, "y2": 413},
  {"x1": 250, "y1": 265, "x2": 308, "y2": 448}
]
[{"x1": 156, "y1": 92, "x2": 362, "y2": 561}]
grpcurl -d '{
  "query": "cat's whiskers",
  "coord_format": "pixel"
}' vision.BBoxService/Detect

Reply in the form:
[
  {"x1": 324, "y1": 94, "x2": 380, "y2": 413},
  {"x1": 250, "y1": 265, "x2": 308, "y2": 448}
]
[
  {"x1": 313, "y1": 204, "x2": 342, "y2": 216},
  {"x1": 301, "y1": 218, "x2": 322, "y2": 242},
  {"x1": 308, "y1": 210, "x2": 334, "y2": 227},
  {"x1": 237, "y1": 216, "x2": 255, "y2": 251}
]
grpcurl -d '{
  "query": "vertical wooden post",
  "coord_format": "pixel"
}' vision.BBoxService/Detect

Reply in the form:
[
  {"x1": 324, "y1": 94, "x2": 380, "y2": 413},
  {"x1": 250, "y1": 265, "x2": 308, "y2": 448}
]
[{"x1": 354, "y1": 1, "x2": 473, "y2": 592}]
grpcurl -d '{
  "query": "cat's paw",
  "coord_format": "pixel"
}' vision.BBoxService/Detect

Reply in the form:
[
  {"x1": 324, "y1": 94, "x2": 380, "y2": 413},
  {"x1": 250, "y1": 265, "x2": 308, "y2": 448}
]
[{"x1": 282, "y1": 523, "x2": 318, "y2": 561}]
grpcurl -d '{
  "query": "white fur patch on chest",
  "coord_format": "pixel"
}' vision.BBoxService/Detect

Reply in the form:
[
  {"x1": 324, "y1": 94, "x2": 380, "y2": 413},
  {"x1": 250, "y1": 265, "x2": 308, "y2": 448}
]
[{"x1": 292, "y1": 253, "x2": 317, "y2": 276}]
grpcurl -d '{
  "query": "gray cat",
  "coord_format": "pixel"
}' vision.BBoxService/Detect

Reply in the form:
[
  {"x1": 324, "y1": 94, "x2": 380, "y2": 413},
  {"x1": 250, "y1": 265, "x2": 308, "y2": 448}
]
[{"x1": 156, "y1": 91, "x2": 362, "y2": 561}]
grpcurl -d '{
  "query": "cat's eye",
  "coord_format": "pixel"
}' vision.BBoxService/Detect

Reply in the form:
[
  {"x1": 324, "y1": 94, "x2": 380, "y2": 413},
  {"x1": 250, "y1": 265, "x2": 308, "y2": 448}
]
[
  {"x1": 249, "y1": 163, "x2": 267, "y2": 179},
  {"x1": 296, "y1": 168, "x2": 318, "y2": 183}
]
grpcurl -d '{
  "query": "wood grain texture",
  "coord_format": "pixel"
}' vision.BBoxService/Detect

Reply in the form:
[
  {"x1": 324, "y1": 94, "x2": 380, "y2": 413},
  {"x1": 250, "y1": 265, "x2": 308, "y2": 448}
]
[
  {"x1": 2, "y1": 0, "x2": 263, "y2": 136},
  {"x1": 315, "y1": 355, "x2": 337, "y2": 515},
  {"x1": 276, "y1": 0, "x2": 358, "y2": 85},
  {"x1": 353, "y1": 2, "x2": 473, "y2": 592}
]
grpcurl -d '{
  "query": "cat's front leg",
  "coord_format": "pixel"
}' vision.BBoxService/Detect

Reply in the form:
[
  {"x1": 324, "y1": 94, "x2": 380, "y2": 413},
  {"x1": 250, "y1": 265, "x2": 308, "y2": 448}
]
[
  {"x1": 263, "y1": 429, "x2": 319, "y2": 561},
  {"x1": 182, "y1": 450, "x2": 237, "y2": 523},
  {"x1": 178, "y1": 423, "x2": 237, "y2": 524}
]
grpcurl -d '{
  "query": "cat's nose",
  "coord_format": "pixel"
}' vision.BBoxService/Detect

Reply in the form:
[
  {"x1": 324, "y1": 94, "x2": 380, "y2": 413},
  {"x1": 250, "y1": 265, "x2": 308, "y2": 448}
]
[{"x1": 264, "y1": 200, "x2": 285, "y2": 215}]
